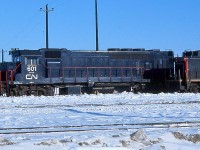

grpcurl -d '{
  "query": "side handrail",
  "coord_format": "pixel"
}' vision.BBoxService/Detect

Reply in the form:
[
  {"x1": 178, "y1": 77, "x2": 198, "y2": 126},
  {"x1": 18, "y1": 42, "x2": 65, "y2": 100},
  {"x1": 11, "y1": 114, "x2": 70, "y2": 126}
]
[
  {"x1": 46, "y1": 66, "x2": 145, "y2": 81},
  {"x1": 7, "y1": 63, "x2": 22, "y2": 81}
]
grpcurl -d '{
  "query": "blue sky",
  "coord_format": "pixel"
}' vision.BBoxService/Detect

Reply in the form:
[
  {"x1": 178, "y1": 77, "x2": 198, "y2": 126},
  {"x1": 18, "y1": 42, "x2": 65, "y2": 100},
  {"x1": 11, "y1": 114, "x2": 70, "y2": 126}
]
[{"x1": 0, "y1": 0, "x2": 200, "y2": 60}]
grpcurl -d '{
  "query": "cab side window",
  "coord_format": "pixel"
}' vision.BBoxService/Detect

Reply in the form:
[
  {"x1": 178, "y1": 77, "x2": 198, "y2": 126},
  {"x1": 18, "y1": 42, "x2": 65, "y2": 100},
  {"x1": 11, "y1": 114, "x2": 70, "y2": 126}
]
[{"x1": 25, "y1": 57, "x2": 39, "y2": 65}]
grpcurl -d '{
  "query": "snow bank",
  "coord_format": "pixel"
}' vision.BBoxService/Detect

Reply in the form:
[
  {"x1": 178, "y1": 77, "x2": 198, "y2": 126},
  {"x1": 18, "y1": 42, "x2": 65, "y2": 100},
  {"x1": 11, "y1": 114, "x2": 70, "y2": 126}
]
[{"x1": 0, "y1": 93, "x2": 200, "y2": 149}]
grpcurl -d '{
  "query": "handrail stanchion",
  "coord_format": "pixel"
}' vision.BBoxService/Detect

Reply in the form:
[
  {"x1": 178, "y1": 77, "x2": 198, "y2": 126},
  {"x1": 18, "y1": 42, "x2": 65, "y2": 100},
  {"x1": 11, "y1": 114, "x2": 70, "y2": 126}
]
[
  {"x1": 141, "y1": 68, "x2": 143, "y2": 80},
  {"x1": 121, "y1": 67, "x2": 123, "y2": 81},
  {"x1": 6, "y1": 71, "x2": 9, "y2": 96},
  {"x1": 11, "y1": 70, "x2": 13, "y2": 82},
  {"x1": 110, "y1": 67, "x2": 112, "y2": 81},
  {"x1": 86, "y1": 67, "x2": 88, "y2": 81},
  {"x1": 131, "y1": 68, "x2": 133, "y2": 82},
  {"x1": 98, "y1": 68, "x2": 100, "y2": 82},
  {"x1": 50, "y1": 67, "x2": 52, "y2": 83},
  {"x1": 62, "y1": 67, "x2": 64, "y2": 80},
  {"x1": 75, "y1": 67, "x2": 77, "y2": 82}
]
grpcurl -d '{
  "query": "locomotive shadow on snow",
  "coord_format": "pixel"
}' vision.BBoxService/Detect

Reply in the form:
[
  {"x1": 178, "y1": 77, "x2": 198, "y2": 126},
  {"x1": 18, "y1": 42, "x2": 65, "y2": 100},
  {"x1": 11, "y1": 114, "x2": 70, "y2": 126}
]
[{"x1": 66, "y1": 108, "x2": 120, "y2": 117}]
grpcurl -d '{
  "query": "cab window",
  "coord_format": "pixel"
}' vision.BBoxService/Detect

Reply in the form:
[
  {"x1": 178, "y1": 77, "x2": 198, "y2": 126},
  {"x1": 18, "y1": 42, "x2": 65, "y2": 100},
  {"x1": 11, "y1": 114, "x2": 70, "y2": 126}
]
[{"x1": 25, "y1": 57, "x2": 39, "y2": 65}]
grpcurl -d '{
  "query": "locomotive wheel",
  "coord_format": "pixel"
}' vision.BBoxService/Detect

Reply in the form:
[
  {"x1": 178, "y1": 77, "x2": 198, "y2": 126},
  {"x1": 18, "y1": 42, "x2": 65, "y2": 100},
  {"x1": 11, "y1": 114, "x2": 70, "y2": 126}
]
[
  {"x1": 19, "y1": 89, "x2": 25, "y2": 96},
  {"x1": 189, "y1": 86, "x2": 198, "y2": 93},
  {"x1": 37, "y1": 90, "x2": 45, "y2": 96}
]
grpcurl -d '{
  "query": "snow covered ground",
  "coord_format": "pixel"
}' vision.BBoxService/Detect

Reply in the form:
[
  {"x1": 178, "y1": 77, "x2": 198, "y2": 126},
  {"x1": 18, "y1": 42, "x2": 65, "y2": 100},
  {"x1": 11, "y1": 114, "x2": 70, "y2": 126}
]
[{"x1": 0, "y1": 92, "x2": 200, "y2": 149}]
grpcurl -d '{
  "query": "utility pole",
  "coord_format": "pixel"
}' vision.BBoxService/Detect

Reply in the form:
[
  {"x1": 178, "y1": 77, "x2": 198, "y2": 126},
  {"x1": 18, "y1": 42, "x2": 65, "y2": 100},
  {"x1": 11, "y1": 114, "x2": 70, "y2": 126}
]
[
  {"x1": 95, "y1": 0, "x2": 99, "y2": 51},
  {"x1": 2, "y1": 49, "x2": 4, "y2": 63},
  {"x1": 40, "y1": 4, "x2": 54, "y2": 50}
]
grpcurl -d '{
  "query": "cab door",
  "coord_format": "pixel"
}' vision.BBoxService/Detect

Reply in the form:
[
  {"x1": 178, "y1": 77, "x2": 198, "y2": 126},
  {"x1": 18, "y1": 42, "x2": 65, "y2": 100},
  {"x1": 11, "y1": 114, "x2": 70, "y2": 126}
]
[
  {"x1": 175, "y1": 57, "x2": 188, "y2": 81},
  {"x1": 46, "y1": 58, "x2": 61, "y2": 78}
]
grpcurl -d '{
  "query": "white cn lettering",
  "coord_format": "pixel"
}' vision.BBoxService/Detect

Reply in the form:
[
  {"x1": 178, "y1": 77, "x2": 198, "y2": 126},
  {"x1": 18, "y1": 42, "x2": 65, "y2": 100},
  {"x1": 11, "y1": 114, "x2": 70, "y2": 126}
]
[{"x1": 26, "y1": 74, "x2": 38, "y2": 80}]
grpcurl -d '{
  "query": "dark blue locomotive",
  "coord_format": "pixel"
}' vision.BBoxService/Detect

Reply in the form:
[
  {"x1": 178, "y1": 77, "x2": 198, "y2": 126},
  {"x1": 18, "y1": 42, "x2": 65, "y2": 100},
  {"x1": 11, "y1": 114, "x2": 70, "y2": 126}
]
[{"x1": 0, "y1": 48, "x2": 174, "y2": 96}]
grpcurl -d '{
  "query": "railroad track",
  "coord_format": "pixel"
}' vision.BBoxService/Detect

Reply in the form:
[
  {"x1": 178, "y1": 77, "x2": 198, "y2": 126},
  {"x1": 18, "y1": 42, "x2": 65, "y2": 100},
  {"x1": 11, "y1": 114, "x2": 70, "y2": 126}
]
[
  {"x1": 1, "y1": 100, "x2": 200, "y2": 109},
  {"x1": 1, "y1": 121, "x2": 200, "y2": 135}
]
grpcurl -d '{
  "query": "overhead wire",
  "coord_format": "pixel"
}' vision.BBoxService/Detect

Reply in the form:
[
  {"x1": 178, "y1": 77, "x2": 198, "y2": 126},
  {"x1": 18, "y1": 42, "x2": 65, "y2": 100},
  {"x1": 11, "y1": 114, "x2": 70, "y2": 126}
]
[
  {"x1": 47, "y1": 0, "x2": 67, "y2": 9},
  {"x1": 5, "y1": 0, "x2": 68, "y2": 51},
  {"x1": 4, "y1": 10, "x2": 42, "y2": 49}
]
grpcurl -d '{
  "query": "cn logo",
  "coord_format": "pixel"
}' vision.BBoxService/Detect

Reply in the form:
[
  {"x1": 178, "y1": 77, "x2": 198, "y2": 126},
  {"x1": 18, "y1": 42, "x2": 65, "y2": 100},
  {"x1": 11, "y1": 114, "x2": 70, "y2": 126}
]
[
  {"x1": 26, "y1": 74, "x2": 38, "y2": 80},
  {"x1": 26, "y1": 65, "x2": 38, "y2": 80}
]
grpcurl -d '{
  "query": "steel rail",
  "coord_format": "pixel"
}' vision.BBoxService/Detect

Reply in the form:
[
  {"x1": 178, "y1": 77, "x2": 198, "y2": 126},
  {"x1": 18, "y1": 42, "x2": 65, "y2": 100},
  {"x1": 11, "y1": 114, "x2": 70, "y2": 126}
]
[
  {"x1": 0, "y1": 100, "x2": 199, "y2": 109},
  {"x1": 0, "y1": 121, "x2": 200, "y2": 135}
]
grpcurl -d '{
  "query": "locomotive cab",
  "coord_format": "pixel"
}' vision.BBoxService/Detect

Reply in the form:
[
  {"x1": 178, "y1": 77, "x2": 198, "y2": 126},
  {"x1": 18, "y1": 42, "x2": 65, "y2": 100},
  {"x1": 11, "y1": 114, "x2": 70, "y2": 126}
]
[
  {"x1": 175, "y1": 50, "x2": 200, "y2": 92},
  {"x1": 8, "y1": 49, "x2": 53, "y2": 96},
  {"x1": 10, "y1": 49, "x2": 42, "y2": 83}
]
